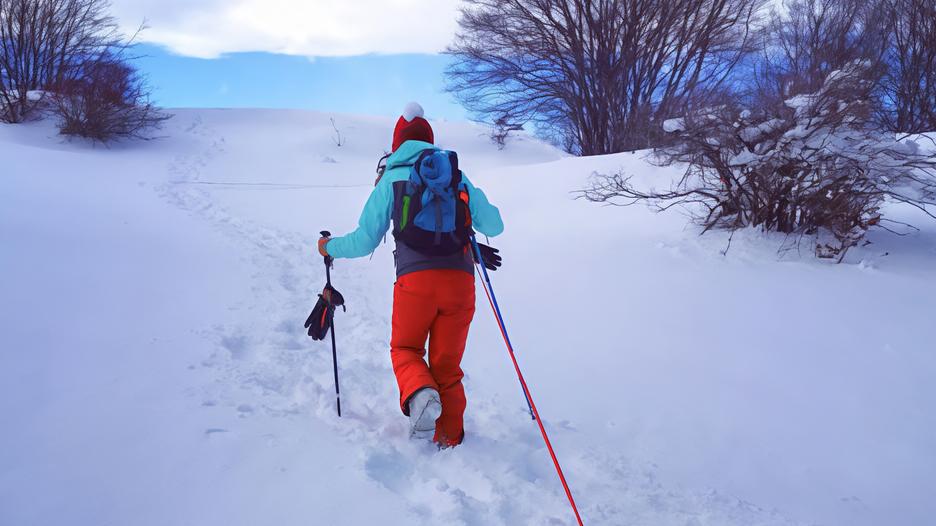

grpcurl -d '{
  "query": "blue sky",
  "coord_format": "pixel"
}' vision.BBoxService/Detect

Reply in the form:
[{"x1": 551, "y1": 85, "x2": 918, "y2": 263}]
[
  {"x1": 133, "y1": 45, "x2": 468, "y2": 120},
  {"x1": 108, "y1": 0, "x2": 468, "y2": 119}
]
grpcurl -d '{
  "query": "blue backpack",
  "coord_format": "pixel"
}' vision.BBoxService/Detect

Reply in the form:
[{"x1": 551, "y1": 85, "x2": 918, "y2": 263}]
[{"x1": 391, "y1": 149, "x2": 473, "y2": 256}]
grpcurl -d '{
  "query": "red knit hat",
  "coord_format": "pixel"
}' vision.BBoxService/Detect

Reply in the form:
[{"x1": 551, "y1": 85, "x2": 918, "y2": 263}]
[{"x1": 392, "y1": 102, "x2": 434, "y2": 152}]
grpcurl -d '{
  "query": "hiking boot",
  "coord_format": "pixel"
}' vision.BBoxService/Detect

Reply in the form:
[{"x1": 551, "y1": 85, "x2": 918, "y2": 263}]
[
  {"x1": 436, "y1": 430, "x2": 465, "y2": 450},
  {"x1": 408, "y1": 387, "x2": 442, "y2": 440}
]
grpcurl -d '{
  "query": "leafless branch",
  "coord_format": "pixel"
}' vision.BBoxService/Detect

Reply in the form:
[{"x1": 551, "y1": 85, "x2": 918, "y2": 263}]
[{"x1": 446, "y1": 0, "x2": 767, "y2": 155}]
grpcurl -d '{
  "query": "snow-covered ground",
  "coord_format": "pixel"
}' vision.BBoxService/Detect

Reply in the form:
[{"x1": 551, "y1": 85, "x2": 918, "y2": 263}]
[{"x1": 1, "y1": 110, "x2": 934, "y2": 526}]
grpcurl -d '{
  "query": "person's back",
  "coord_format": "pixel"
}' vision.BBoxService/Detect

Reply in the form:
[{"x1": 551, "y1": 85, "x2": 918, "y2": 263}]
[{"x1": 318, "y1": 102, "x2": 503, "y2": 448}]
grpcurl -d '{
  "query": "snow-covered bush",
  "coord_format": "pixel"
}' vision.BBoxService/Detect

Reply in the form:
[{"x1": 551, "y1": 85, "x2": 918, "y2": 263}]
[
  {"x1": 584, "y1": 61, "x2": 936, "y2": 260},
  {"x1": 51, "y1": 56, "x2": 168, "y2": 142}
]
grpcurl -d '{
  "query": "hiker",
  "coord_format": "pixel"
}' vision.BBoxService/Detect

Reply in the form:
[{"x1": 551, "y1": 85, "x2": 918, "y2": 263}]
[{"x1": 316, "y1": 102, "x2": 503, "y2": 448}]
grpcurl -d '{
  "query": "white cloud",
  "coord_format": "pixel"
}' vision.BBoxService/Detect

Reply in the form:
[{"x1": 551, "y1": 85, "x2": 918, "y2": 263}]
[{"x1": 111, "y1": 0, "x2": 464, "y2": 58}]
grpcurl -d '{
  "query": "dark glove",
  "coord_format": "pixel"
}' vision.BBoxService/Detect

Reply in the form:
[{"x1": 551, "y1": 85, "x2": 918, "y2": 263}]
[
  {"x1": 304, "y1": 284, "x2": 346, "y2": 340},
  {"x1": 473, "y1": 243, "x2": 502, "y2": 271}
]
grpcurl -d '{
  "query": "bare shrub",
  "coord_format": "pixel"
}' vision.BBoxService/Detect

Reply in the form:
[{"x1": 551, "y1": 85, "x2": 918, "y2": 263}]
[
  {"x1": 584, "y1": 61, "x2": 936, "y2": 261},
  {"x1": 51, "y1": 53, "x2": 167, "y2": 142},
  {"x1": 0, "y1": 0, "x2": 122, "y2": 123},
  {"x1": 330, "y1": 117, "x2": 344, "y2": 147},
  {"x1": 446, "y1": 0, "x2": 765, "y2": 156},
  {"x1": 490, "y1": 115, "x2": 523, "y2": 150}
]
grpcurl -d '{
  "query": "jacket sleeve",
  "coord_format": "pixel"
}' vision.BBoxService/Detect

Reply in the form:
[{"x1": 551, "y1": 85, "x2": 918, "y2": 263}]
[
  {"x1": 325, "y1": 179, "x2": 393, "y2": 259},
  {"x1": 463, "y1": 175, "x2": 504, "y2": 237}
]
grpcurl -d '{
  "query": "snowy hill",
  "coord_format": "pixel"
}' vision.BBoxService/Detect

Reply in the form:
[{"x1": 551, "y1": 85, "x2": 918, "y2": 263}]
[{"x1": 2, "y1": 110, "x2": 935, "y2": 526}]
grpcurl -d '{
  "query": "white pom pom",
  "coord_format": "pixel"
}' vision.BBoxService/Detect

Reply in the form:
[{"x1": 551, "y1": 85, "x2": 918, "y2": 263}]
[{"x1": 402, "y1": 102, "x2": 425, "y2": 122}]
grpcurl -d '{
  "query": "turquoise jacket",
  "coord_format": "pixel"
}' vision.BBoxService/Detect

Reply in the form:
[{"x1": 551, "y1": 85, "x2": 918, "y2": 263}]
[{"x1": 326, "y1": 140, "x2": 504, "y2": 259}]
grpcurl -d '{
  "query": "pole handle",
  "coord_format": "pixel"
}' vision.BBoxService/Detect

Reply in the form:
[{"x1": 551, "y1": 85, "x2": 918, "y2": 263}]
[{"x1": 320, "y1": 230, "x2": 334, "y2": 276}]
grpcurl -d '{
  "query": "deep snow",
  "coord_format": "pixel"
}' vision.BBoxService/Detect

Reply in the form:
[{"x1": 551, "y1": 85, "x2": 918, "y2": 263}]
[{"x1": 1, "y1": 110, "x2": 934, "y2": 526}]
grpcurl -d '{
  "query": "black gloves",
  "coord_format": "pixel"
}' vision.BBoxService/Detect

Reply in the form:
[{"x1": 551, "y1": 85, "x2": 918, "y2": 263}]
[
  {"x1": 304, "y1": 284, "x2": 346, "y2": 340},
  {"x1": 473, "y1": 243, "x2": 502, "y2": 271}
]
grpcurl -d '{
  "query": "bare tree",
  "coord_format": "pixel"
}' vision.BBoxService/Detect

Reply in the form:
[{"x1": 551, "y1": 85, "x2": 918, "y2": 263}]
[
  {"x1": 878, "y1": 0, "x2": 936, "y2": 133},
  {"x1": 0, "y1": 0, "x2": 122, "y2": 123},
  {"x1": 752, "y1": 0, "x2": 889, "y2": 105},
  {"x1": 51, "y1": 52, "x2": 168, "y2": 142},
  {"x1": 584, "y1": 60, "x2": 936, "y2": 260},
  {"x1": 446, "y1": 0, "x2": 765, "y2": 156}
]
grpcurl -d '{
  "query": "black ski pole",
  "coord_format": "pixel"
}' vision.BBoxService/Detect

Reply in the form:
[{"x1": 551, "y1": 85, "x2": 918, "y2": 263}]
[{"x1": 321, "y1": 230, "x2": 342, "y2": 417}]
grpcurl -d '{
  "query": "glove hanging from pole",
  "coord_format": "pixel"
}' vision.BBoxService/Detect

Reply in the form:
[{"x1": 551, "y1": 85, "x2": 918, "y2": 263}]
[{"x1": 304, "y1": 284, "x2": 346, "y2": 340}]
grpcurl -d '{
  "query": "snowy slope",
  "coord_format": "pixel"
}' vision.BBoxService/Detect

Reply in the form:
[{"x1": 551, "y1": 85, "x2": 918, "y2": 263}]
[{"x1": 1, "y1": 110, "x2": 935, "y2": 526}]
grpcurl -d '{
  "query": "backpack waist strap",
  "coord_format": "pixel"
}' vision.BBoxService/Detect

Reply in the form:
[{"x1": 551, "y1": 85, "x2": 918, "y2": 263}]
[{"x1": 393, "y1": 241, "x2": 474, "y2": 279}]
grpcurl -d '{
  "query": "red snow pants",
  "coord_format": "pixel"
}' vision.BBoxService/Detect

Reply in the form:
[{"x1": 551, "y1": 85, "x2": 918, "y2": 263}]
[{"x1": 390, "y1": 269, "x2": 475, "y2": 446}]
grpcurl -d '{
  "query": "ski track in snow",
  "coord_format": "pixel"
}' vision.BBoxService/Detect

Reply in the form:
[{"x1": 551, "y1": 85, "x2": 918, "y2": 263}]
[{"x1": 155, "y1": 115, "x2": 806, "y2": 526}]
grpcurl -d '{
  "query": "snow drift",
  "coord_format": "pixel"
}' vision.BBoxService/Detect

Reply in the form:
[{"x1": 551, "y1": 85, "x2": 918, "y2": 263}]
[{"x1": 1, "y1": 110, "x2": 935, "y2": 526}]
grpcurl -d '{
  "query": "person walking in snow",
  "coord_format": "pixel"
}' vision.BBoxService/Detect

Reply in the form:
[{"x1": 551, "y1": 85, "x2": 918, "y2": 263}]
[{"x1": 316, "y1": 103, "x2": 503, "y2": 448}]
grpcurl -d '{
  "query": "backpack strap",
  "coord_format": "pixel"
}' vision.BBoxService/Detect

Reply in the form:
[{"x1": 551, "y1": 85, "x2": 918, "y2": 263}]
[
  {"x1": 445, "y1": 151, "x2": 459, "y2": 182},
  {"x1": 374, "y1": 152, "x2": 391, "y2": 186},
  {"x1": 456, "y1": 178, "x2": 472, "y2": 232}
]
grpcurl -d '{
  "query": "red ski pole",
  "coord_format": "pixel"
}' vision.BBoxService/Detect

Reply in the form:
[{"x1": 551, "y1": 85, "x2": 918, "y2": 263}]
[{"x1": 470, "y1": 236, "x2": 585, "y2": 526}]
